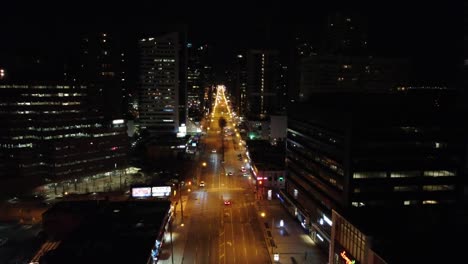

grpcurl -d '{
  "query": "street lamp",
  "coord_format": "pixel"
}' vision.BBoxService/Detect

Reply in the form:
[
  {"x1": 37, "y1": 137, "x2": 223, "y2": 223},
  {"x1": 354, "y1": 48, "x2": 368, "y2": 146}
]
[
  {"x1": 179, "y1": 183, "x2": 184, "y2": 225},
  {"x1": 119, "y1": 165, "x2": 122, "y2": 191},
  {"x1": 170, "y1": 218, "x2": 174, "y2": 264},
  {"x1": 85, "y1": 178, "x2": 89, "y2": 193},
  {"x1": 110, "y1": 163, "x2": 116, "y2": 184}
]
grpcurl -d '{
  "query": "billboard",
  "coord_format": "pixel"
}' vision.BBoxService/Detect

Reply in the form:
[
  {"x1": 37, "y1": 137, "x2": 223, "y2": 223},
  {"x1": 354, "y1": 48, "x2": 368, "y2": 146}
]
[
  {"x1": 131, "y1": 186, "x2": 172, "y2": 198},
  {"x1": 131, "y1": 187, "x2": 151, "y2": 198},
  {"x1": 151, "y1": 186, "x2": 171, "y2": 197}
]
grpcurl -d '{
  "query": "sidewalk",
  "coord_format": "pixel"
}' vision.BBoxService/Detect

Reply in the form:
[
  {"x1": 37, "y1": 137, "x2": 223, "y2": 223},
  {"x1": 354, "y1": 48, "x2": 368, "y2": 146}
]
[
  {"x1": 256, "y1": 198, "x2": 328, "y2": 264},
  {"x1": 157, "y1": 195, "x2": 189, "y2": 264}
]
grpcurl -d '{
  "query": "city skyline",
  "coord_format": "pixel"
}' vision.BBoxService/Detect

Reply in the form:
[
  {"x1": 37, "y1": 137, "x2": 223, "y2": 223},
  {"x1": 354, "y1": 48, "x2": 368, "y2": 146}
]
[
  {"x1": 0, "y1": 2, "x2": 466, "y2": 263},
  {"x1": 0, "y1": 1, "x2": 461, "y2": 85}
]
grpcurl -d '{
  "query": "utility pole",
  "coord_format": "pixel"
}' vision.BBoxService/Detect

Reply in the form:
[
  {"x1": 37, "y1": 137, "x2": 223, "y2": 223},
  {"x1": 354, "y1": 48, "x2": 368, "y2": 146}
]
[
  {"x1": 170, "y1": 219, "x2": 174, "y2": 264},
  {"x1": 110, "y1": 163, "x2": 115, "y2": 184},
  {"x1": 119, "y1": 168, "x2": 122, "y2": 191},
  {"x1": 179, "y1": 183, "x2": 184, "y2": 224}
]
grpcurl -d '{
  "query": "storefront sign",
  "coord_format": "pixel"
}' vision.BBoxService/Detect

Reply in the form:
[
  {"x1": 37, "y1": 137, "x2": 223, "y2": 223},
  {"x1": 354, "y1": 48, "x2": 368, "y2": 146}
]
[{"x1": 340, "y1": 251, "x2": 356, "y2": 264}]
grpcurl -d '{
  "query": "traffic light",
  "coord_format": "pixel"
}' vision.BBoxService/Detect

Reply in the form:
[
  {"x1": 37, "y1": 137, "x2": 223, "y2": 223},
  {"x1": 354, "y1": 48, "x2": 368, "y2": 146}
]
[
  {"x1": 259, "y1": 180, "x2": 263, "y2": 185},
  {"x1": 279, "y1": 177, "x2": 284, "y2": 182}
]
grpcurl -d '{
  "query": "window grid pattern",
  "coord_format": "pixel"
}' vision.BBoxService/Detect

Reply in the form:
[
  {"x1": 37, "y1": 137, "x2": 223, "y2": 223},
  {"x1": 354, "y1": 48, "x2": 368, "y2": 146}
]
[{"x1": 335, "y1": 217, "x2": 365, "y2": 263}]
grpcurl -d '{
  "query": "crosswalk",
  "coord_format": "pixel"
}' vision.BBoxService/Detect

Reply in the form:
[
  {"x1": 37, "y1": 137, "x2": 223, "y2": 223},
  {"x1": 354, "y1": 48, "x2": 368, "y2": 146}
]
[
  {"x1": 29, "y1": 240, "x2": 61, "y2": 263},
  {"x1": 202, "y1": 187, "x2": 245, "y2": 192}
]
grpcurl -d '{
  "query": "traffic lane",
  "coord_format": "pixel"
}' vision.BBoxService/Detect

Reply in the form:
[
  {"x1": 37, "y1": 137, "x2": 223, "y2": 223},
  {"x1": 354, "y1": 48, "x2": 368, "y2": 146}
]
[
  {"x1": 232, "y1": 192, "x2": 256, "y2": 264},
  {"x1": 222, "y1": 188, "x2": 270, "y2": 264},
  {"x1": 183, "y1": 189, "x2": 221, "y2": 264},
  {"x1": 235, "y1": 174, "x2": 269, "y2": 264},
  {"x1": 0, "y1": 223, "x2": 42, "y2": 264}
]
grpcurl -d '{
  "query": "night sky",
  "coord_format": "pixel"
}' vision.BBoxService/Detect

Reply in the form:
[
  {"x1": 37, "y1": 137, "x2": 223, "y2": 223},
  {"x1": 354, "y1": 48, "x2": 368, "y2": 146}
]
[{"x1": 0, "y1": 1, "x2": 462, "y2": 85}]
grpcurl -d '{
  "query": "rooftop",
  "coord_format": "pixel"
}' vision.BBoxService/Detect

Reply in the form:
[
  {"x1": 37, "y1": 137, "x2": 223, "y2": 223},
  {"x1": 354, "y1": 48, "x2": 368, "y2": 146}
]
[
  {"x1": 347, "y1": 205, "x2": 466, "y2": 263},
  {"x1": 247, "y1": 140, "x2": 285, "y2": 169},
  {"x1": 39, "y1": 199, "x2": 171, "y2": 264}
]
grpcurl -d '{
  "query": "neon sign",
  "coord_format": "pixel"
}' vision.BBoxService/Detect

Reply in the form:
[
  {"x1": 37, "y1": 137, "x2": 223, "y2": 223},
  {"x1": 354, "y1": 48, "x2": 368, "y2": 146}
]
[{"x1": 340, "y1": 251, "x2": 356, "y2": 264}]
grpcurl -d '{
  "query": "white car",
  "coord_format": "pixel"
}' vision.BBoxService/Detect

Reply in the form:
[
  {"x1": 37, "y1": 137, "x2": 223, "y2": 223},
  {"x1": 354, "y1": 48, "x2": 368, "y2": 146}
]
[{"x1": 212, "y1": 149, "x2": 217, "y2": 153}]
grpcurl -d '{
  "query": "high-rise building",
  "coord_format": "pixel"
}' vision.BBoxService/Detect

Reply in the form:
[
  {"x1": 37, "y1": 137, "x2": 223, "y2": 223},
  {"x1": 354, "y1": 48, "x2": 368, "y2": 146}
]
[
  {"x1": 0, "y1": 83, "x2": 128, "y2": 194},
  {"x1": 232, "y1": 54, "x2": 247, "y2": 115},
  {"x1": 138, "y1": 32, "x2": 187, "y2": 135},
  {"x1": 283, "y1": 92, "x2": 467, "y2": 254},
  {"x1": 187, "y1": 43, "x2": 204, "y2": 121},
  {"x1": 246, "y1": 50, "x2": 282, "y2": 119},
  {"x1": 298, "y1": 54, "x2": 409, "y2": 98},
  {"x1": 322, "y1": 13, "x2": 368, "y2": 55},
  {"x1": 287, "y1": 36, "x2": 316, "y2": 104},
  {"x1": 195, "y1": 44, "x2": 215, "y2": 114},
  {"x1": 78, "y1": 32, "x2": 126, "y2": 120}
]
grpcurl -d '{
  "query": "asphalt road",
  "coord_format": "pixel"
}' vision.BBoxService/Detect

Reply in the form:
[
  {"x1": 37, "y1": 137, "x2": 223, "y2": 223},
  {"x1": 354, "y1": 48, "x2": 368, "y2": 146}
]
[
  {"x1": 0, "y1": 223, "x2": 42, "y2": 264},
  {"x1": 179, "y1": 87, "x2": 270, "y2": 264}
]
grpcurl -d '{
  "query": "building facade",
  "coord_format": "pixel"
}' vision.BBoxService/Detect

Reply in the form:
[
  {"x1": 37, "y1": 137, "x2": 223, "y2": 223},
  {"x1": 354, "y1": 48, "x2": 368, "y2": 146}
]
[
  {"x1": 329, "y1": 210, "x2": 387, "y2": 264},
  {"x1": 78, "y1": 32, "x2": 126, "y2": 120},
  {"x1": 246, "y1": 50, "x2": 282, "y2": 119},
  {"x1": 0, "y1": 83, "x2": 128, "y2": 192},
  {"x1": 299, "y1": 55, "x2": 409, "y2": 99},
  {"x1": 138, "y1": 32, "x2": 187, "y2": 135},
  {"x1": 283, "y1": 92, "x2": 467, "y2": 253}
]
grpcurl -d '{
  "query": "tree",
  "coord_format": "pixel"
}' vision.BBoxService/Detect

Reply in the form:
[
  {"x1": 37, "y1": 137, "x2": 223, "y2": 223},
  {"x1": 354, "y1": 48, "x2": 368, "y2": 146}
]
[
  {"x1": 218, "y1": 117, "x2": 227, "y2": 129},
  {"x1": 218, "y1": 117, "x2": 227, "y2": 161}
]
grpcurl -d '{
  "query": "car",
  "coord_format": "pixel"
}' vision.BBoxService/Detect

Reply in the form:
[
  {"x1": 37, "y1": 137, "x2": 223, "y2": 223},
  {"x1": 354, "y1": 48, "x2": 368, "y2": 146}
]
[
  {"x1": 199, "y1": 181, "x2": 205, "y2": 187},
  {"x1": 212, "y1": 149, "x2": 217, "y2": 153},
  {"x1": 227, "y1": 172, "x2": 233, "y2": 176},
  {"x1": 224, "y1": 200, "x2": 231, "y2": 205},
  {"x1": 241, "y1": 166, "x2": 246, "y2": 172}
]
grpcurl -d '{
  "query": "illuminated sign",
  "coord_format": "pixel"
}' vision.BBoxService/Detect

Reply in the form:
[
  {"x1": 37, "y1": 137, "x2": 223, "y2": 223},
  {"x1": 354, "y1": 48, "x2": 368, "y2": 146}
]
[
  {"x1": 112, "y1": 119, "x2": 124, "y2": 124},
  {"x1": 132, "y1": 186, "x2": 172, "y2": 198},
  {"x1": 340, "y1": 251, "x2": 356, "y2": 264},
  {"x1": 273, "y1": 253, "x2": 279, "y2": 261},
  {"x1": 151, "y1": 186, "x2": 171, "y2": 197},
  {"x1": 131, "y1": 187, "x2": 151, "y2": 198}
]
